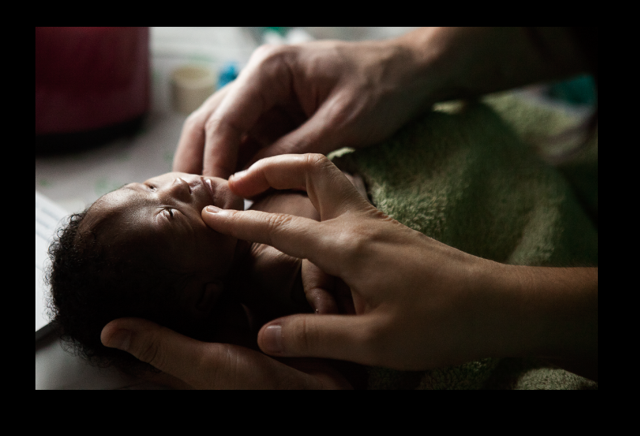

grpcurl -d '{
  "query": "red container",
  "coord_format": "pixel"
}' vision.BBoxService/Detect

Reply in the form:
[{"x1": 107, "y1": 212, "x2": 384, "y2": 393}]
[{"x1": 36, "y1": 27, "x2": 150, "y2": 152}]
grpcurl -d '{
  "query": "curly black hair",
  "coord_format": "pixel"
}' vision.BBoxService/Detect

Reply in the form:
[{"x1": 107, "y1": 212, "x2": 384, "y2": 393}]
[{"x1": 46, "y1": 207, "x2": 203, "y2": 375}]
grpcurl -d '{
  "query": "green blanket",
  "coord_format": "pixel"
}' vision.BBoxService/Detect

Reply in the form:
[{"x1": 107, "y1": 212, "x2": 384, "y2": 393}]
[{"x1": 331, "y1": 92, "x2": 598, "y2": 390}]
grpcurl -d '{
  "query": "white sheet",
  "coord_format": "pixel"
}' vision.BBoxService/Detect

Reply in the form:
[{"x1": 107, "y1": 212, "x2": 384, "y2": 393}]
[{"x1": 36, "y1": 191, "x2": 69, "y2": 339}]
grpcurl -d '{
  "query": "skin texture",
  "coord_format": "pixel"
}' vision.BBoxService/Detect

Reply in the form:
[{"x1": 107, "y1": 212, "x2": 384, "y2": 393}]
[{"x1": 101, "y1": 28, "x2": 597, "y2": 387}]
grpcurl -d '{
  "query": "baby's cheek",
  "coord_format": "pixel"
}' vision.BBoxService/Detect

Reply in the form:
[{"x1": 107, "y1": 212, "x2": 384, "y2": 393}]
[{"x1": 209, "y1": 233, "x2": 239, "y2": 272}]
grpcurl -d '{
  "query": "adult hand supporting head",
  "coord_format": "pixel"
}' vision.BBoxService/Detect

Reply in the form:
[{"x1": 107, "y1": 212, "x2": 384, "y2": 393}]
[
  {"x1": 173, "y1": 35, "x2": 435, "y2": 179},
  {"x1": 201, "y1": 154, "x2": 511, "y2": 371},
  {"x1": 100, "y1": 317, "x2": 352, "y2": 389}
]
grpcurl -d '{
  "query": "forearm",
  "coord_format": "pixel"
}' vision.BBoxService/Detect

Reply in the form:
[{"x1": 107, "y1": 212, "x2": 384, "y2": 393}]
[
  {"x1": 390, "y1": 27, "x2": 593, "y2": 103},
  {"x1": 478, "y1": 262, "x2": 598, "y2": 380}
]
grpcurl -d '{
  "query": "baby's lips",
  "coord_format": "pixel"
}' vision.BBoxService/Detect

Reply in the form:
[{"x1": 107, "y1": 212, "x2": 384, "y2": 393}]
[
  {"x1": 202, "y1": 177, "x2": 216, "y2": 206},
  {"x1": 201, "y1": 176, "x2": 244, "y2": 210}
]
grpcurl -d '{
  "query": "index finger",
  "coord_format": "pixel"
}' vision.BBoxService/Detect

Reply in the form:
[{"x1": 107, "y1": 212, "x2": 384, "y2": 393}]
[
  {"x1": 201, "y1": 50, "x2": 294, "y2": 178},
  {"x1": 173, "y1": 85, "x2": 232, "y2": 175}
]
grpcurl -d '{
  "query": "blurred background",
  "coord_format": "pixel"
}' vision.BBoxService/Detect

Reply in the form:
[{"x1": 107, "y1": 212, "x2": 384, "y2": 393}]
[{"x1": 35, "y1": 27, "x2": 596, "y2": 214}]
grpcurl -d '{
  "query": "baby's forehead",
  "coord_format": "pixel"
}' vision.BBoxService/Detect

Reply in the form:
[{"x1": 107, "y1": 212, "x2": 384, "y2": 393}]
[
  {"x1": 96, "y1": 187, "x2": 148, "y2": 213},
  {"x1": 83, "y1": 188, "x2": 158, "y2": 247}
]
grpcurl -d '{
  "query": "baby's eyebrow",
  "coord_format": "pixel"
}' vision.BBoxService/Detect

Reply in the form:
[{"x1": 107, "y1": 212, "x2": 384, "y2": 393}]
[
  {"x1": 121, "y1": 183, "x2": 147, "y2": 193},
  {"x1": 118, "y1": 184, "x2": 166, "y2": 210},
  {"x1": 117, "y1": 184, "x2": 152, "y2": 203}
]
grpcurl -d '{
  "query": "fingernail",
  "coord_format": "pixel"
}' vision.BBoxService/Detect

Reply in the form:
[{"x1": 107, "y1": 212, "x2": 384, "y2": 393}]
[
  {"x1": 205, "y1": 205, "x2": 221, "y2": 214},
  {"x1": 261, "y1": 325, "x2": 283, "y2": 354},
  {"x1": 231, "y1": 170, "x2": 248, "y2": 180},
  {"x1": 103, "y1": 329, "x2": 131, "y2": 351}
]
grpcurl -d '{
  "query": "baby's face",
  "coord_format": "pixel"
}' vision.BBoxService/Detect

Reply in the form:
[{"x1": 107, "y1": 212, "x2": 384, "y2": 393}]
[{"x1": 89, "y1": 172, "x2": 244, "y2": 278}]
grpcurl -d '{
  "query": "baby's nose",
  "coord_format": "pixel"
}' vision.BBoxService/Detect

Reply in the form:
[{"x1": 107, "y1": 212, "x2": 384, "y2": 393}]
[{"x1": 165, "y1": 177, "x2": 192, "y2": 200}]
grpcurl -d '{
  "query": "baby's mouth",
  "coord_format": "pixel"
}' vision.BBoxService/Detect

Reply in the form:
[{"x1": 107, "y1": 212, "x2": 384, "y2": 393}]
[
  {"x1": 201, "y1": 176, "x2": 242, "y2": 211},
  {"x1": 202, "y1": 177, "x2": 217, "y2": 206}
]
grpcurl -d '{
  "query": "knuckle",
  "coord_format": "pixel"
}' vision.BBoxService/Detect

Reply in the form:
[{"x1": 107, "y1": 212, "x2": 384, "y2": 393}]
[
  {"x1": 358, "y1": 317, "x2": 392, "y2": 366},
  {"x1": 304, "y1": 153, "x2": 330, "y2": 168},
  {"x1": 264, "y1": 212, "x2": 293, "y2": 235},
  {"x1": 336, "y1": 224, "x2": 370, "y2": 259},
  {"x1": 292, "y1": 316, "x2": 317, "y2": 354},
  {"x1": 252, "y1": 43, "x2": 287, "y2": 64},
  {"x1": 182, "y1": 114, "x2": 205, "y2": 140},
  {"x1": 203, "y1": 115, "x2": 223, "y2": 134},
  {"x1": 361, "y1": 332, "x2": 384, "y2": 366},
  {"x1": 133, "y1": 331, "x2": 166, "y2": 370},
  {"x1": 184, "y1": 111, "x2": 201, "y2": 128},
  {"x1": 329, "y1": 222, "x2": 385, "y2": 278},
  {"x1": 304, "y1": 153, "x2": 335, "y2": 178},
  {"x1": 249, "y1": 44, "x2": 295, "y2": 86},
  {"x1": 194, "y1": 346, "x2": 227, "y2": 386},
  {"x1": 222, "y1": 210, "x2": 246, "y2": 234},
  {"x1": 203, "y1": 114, "x2": 243, "y2": 141}
]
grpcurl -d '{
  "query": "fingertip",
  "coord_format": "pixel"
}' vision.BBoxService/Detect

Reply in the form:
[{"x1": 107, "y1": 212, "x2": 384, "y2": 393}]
[
  {"x1": 102, "y1": 328, "x2": 131, "y2": 352},
  {"x1": 258, "y1": 323, "x2": 283, "y2": 355},
  {"x1": 201, "y1": 205, "x2": 233, "y2": 223},
  {"x1": 100, "y1": 319, "x2": 133, "y2": 351},
  {"x1": 203, "y1": 205, "x2": 222, "y2": 215},
  {"x1": 257, "y1": 314, "x2": 360, "y2": 362},
  {"x1": 229, "y1": 169, "x2": 249, "y2": 180},
  {"x1": 227, "y1": 169, "x2": 248, "y2": 187}
]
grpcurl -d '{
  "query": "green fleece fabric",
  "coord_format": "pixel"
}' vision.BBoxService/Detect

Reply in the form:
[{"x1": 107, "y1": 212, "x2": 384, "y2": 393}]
[{"x1": 330, "y1": 92, "x2": 598, "y2": 390}]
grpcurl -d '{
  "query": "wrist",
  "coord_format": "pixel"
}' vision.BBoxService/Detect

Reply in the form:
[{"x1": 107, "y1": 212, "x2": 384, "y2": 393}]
[
  {"x1": 391, "y1": 27, "x2": 592, "y2": 104},
  {"x1": 476, "y1": 262, "x2": 598, "y2": 376},
  {"x1": 463, "y1": 259, "x2": 528, "y2": 360},
  {"x1": 362, "y1": 29, "x2": 450, "y2": 111},
  {"x1": 389, "y1": 27, "x2": 476, "y2": 104}
]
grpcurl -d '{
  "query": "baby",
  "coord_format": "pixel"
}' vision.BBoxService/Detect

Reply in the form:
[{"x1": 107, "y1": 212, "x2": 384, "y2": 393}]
[{"x1": 47, "y1": 170, "x2": 366, "y2": 378}]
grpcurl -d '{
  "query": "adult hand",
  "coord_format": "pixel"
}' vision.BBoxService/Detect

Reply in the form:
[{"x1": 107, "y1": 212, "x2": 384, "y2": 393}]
[
  {"x1": 201, "y1": 154, "x2": 515, "y2": 371},
  {"x1": 174, "y1": 27, "x2": 596, "y2": 180},
  {"x1": 173, "y1": 36, "x2": 434, "y2": 178},
  {"x1": 100, "y1": 317, "x2": 352, "y2": 389}
]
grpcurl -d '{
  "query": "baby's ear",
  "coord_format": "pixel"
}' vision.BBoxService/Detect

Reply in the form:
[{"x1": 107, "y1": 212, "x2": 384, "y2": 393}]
[{"x1": 192, "y1": 280, "x2": 225, "y2": 318}]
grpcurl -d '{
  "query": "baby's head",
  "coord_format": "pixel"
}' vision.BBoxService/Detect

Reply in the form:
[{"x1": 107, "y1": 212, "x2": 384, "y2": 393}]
[{"x1": 47, "y1": 172, "x2": 246, "y2": 374}]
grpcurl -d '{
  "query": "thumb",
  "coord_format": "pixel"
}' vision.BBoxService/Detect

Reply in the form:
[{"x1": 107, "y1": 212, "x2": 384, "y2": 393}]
[{"x1": 257, "y1": 313, "x2": 374, "y2": 365}]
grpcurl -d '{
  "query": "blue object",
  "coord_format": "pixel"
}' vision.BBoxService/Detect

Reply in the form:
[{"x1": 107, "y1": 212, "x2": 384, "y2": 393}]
[
  {"x1": 218, "y1": 61, "x2": 239, "y2": 89},
  {"x1": 265, "y1": 26, "x2": 289, "y2": 35},
  {"x1": 547, "y1": 74, "x2": 597, "y2": 107}
]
